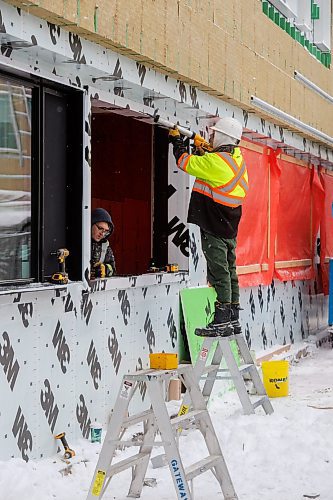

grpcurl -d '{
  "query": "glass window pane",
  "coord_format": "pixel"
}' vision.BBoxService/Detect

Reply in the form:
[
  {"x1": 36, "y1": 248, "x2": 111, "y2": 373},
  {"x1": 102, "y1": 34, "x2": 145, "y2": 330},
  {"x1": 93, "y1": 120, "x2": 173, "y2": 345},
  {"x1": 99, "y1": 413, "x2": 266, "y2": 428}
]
[
  {"x1": 0, "y1": 93, "x2": 18, "y2": 150},
  {"x1": 0, "y1": 80, "x2": 32, "y2": 282}
]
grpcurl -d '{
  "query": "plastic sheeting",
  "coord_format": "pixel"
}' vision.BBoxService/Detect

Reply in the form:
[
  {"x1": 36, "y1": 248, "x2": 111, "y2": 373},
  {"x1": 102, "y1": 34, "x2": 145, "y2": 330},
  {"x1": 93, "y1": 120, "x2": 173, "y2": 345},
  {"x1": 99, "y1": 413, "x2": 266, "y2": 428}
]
[
  {"x1": 319, "y1": 171, "x2": 333, "y2": 294},
  {"x1": 237, "y1": 145, "x2": 273, "y2": 287},
  {"x1": 274, "y1": 158, "x2": 314, "y2": 281},
  {"x1": 237, "y1": 144, "x2": 323, "y2": 287}
]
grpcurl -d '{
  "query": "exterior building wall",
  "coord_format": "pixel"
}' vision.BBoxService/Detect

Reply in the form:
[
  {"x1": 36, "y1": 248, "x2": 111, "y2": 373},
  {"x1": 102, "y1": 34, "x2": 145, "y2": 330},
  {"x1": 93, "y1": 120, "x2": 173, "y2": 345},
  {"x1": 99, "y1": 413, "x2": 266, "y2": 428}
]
[
  {"x1": 4, "y1": 0, "x2": 333, "y2": 140},
  {"x1": 0, "y1": 0, "x2": 330, "y2": 463}
]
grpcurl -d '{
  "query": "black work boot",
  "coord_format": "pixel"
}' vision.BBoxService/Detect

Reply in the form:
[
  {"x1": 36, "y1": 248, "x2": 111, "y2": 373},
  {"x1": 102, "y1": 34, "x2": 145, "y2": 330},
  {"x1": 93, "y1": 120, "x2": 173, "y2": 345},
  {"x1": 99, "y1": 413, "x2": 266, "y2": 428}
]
[
  {"x1": 195, "y1": 302, "x2": 234, "y2": 337},
  {"x1": 230, "y1": 303, "x2": 242, "y2": 335}
]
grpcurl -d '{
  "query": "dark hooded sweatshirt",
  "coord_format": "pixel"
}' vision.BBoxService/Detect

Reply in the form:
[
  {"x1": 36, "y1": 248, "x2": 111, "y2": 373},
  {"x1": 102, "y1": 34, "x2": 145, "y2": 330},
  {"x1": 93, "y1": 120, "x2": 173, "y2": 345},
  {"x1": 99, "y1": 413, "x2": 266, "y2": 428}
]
[{"x1": 91, "y1": 208, "x2": 116, "y2": 276}]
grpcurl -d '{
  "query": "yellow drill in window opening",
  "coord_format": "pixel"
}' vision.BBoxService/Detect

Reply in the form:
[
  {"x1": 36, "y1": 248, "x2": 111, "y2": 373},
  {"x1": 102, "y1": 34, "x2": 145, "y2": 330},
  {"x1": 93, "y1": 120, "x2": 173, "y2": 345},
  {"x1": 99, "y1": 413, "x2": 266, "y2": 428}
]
[{"x1": 50, "y1": 248, "x2": 69, "y2": 285}]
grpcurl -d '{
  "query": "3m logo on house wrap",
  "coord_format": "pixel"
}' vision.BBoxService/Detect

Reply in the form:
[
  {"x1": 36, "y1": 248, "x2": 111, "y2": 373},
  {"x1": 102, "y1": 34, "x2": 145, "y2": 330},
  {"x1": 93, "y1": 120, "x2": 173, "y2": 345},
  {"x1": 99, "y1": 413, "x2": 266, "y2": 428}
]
[
  {"x1": 168, "y1": 216, "x2": 189, "y2": 257},
  {"x1": 18, "y1": 302, "x2": 33, "y2": 327},
  {"x1": 136, "y1": 357, "x2": 147, "y2": 402},
  {"x1": 12, "y1": 406, "x2": 32, "y2": 462},
  {"x1": 52, "y1": 320, "x2": 70, "y2": 374},
  {"x1": 40, "y1": 379, "x2": 59, "y2": 433},
  {"x1": 144, "y1": 312, "x2": 156, "y2": 353},
  {"x1": 118, "y1": 290, "x2": 130, "y2": 325},
  {"x1": 87, "y1": 340, "x2": 101, "y2": 390},
  {"x1": 90, "y1": 279, "x2": 106, "y2": 293},
  {"x1": 64, "y1": 292, "x2": 76, "y2": 315},
  {"x1": 108, "y1": 327, "x2": 122, "y2": 375},
  {"x1": 0, "y1": 331, "x2": 20, "y2": 391},
  {"x1": 170, "y1": 459, "x2": 188, "y2": 499},
  {"x1": 189, "y1": 233, "x2": 199, "y2": 270},
  {"x1": 47, "y1": 21, "x2": 60, "y2": 45},
  {"x1": 81, "y1": 292, "x2": 93, "y2": 325},
  {"x1": 76, "y1": 394, "x2": 91, "y2": 439},
  {"x1": 69, "y1": 33, "x2": 86, "y2": 64},
  {"x1": 167, "y1": 309, "x2": 177, "y2": 348}
]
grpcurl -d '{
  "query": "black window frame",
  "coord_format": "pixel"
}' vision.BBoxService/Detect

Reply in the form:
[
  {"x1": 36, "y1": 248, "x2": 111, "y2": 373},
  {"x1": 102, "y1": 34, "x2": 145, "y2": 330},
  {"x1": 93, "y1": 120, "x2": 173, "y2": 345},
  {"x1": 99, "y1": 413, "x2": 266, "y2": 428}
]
[{"x1": 0, "y1": 67, "x2": 83, "y2": 286}]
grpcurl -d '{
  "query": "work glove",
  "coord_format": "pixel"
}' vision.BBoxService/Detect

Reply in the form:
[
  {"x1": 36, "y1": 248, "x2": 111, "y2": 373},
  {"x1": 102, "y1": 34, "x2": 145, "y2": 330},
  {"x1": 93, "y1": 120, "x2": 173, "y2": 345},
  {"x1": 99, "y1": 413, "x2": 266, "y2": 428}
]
[
  {"x1": 105, "y1": 263, "x2": 114, "y2": 277},
  {"x1": 92, "y1": 261, "x2": 106, "y2": 279},
  {"x1": 193, "y1": 134, "x2": 211, "y2": 151},
  {"x1": 168, "y1": 127, "x2": 182, "y2": 144}
]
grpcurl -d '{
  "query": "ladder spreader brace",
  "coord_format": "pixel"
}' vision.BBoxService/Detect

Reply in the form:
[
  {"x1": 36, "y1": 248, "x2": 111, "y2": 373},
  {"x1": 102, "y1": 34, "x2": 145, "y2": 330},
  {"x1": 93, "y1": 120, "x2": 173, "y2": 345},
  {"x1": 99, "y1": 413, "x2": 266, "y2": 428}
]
[
  {"x1": 86, "y1": 364, "x2": 238, "y2": 500},
  {"x1": 179, "y1": 334, "x2": 274, "y2": 418}
]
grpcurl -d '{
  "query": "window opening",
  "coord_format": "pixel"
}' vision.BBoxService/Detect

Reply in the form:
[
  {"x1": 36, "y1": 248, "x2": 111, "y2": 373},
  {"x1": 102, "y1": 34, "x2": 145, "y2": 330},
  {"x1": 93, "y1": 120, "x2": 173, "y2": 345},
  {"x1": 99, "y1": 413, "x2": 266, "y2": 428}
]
[{"x1": 91, "y1": 102, "x2": 169, "y2": 276}]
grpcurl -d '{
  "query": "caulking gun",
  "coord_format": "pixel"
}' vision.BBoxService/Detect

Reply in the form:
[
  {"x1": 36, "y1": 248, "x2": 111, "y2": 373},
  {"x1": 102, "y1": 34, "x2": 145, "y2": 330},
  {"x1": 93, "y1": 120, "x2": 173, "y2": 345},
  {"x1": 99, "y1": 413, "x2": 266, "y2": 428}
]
[{"x1": 154, "y1": 115, "x2": 212, "y2": 152}]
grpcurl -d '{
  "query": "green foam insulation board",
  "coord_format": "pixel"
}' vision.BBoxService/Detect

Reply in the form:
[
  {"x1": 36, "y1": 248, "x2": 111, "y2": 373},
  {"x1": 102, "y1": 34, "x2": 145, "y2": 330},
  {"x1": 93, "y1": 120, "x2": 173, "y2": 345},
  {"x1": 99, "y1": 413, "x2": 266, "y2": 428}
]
[{"x1": 180, "y1": 286, "x2": 240, "y2": 366}]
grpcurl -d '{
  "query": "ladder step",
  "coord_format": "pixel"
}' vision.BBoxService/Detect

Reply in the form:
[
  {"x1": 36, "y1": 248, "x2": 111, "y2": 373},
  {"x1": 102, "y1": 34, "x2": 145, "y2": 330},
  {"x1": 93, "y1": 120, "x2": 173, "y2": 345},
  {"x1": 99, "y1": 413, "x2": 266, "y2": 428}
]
[
  {"x1": 202, "y1": 365, "x2": 227, "y2": 375},
  {"x1": 202, "y1": 363, "x2": 255, "y2": 376},
  {"x1": 185, "y1": 455, "x2": 222, "y2": 481},
  {"x1": 171, "y1": 409, "x2": 207, "y2": 427},
  {"x1": 108, "y1": 452, "x2": 149, "y2": 476},
  {"x1": 239, "y1": 363, "x2": 255, "y2": 374},
  {"x1": 251, "y1": 395, "x2": 269, "y2": 409},
  {"x1": 123, "y1": 409, "x2": 154, "y2": 427}
]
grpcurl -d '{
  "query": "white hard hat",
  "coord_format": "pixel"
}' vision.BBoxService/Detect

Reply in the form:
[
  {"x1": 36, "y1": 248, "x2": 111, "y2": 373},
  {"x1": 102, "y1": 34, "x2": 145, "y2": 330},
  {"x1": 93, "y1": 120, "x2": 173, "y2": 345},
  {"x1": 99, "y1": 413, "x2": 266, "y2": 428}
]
[{"x1": 210, "y1": 117, "x2": 243, "y2": 148}]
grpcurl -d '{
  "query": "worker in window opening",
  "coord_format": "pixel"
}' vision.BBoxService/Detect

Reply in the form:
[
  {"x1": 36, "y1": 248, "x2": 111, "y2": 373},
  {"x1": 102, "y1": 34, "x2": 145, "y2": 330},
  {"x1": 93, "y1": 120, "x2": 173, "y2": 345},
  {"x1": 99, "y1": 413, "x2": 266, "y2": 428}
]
[
  {"x1": 90, "y1": 208, "x2": 116, "y2": 279},
  {"x1": 169, "y1": 117, "x2": 248, "y2": 337}
]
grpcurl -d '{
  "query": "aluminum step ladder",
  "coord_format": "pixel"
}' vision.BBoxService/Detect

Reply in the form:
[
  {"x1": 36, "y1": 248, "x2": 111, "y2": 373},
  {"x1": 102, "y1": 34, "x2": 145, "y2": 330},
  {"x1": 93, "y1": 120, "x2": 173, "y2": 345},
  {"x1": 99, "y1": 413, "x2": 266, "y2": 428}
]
[
  {"x1": 179, "y1": 334, "x2": 274, "y2": 418},
  {"x1": 86, "y1": 364, "x2": 238, "y2": 500}
]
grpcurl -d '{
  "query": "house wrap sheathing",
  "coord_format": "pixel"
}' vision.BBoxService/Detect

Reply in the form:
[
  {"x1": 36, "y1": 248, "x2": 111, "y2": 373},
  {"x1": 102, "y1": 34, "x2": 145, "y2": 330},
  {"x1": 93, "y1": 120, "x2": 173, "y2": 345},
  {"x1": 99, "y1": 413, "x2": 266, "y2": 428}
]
[{"x1": 0, "y1": 0, "x2": 332, "y2": 461}]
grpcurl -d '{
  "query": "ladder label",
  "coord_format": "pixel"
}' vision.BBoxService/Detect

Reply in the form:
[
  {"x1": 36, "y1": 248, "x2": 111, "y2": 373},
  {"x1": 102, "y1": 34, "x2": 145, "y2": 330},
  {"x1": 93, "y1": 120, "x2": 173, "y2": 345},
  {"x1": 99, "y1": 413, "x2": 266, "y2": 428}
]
[
  {"x1": 120, "y1": 380, "x2": 133, "y2": 399},
  {"x1": 170, "y1": 459, "x2": 188, "y2": 499},
  {"x1": 178, "y1": 404, "x2": 189, "y2": 417},
  {"x1": 199, "y1": 346, "x2": 209, "y2": 361},
  {"x1": 91, "y1": 469, "x2": 106, "y2": 496}
]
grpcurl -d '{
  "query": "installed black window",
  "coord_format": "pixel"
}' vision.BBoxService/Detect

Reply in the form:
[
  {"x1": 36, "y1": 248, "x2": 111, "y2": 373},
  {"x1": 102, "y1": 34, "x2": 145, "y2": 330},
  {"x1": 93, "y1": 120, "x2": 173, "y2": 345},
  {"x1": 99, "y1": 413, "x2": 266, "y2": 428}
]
[
  {"x1": 0, "y1": 72, "x2": 83, "y2": 284},
  {"x1": 0, "y1": 80, "x2": 32, "y2": 281}
]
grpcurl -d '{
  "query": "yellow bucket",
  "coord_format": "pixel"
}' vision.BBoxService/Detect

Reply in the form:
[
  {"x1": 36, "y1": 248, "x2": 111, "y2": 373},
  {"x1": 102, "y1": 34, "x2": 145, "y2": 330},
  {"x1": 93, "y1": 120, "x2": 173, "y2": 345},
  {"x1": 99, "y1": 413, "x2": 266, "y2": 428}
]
[{"x1": 261, "y1": 360, "x2": 289, "y2": 398}]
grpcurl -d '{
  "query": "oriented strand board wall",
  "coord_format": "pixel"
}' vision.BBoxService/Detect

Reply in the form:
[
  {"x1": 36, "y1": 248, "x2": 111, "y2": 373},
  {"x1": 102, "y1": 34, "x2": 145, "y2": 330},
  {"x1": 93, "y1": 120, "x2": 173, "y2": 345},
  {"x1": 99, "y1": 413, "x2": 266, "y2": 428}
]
[{"x1": 5, "y1": 0, "x2": 333, "y2": 135}]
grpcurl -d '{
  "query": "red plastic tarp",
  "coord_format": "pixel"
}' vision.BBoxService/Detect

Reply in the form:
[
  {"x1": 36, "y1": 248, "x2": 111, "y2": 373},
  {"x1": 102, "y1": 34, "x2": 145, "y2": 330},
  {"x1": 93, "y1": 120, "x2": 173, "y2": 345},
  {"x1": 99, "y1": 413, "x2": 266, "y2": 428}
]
[
  {"x1": 274, "y1": 158, "x2": 314, "y2": 281},
  {"x1": 319, "y1": 171, "x2": 333, "y2": 294},
  {"x1": 237, "y1": 144, "x2": 274, "y2": 287}
]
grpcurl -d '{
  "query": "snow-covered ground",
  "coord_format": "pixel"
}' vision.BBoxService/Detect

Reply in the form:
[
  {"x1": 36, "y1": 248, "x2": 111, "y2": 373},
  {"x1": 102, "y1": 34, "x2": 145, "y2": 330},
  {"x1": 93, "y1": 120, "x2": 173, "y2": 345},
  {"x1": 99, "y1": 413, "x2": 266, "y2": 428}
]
[{"x1": 1, "y1": 343, "x2": 333, "y2": 500}]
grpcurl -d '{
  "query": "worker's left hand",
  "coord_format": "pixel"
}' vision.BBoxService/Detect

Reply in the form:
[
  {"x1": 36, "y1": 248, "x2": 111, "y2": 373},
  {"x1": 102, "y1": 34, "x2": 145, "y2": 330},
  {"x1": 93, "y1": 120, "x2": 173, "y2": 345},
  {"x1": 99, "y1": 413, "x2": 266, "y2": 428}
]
[{"x1": 105, "y1": 263, "x2": 114, "y2": 277}]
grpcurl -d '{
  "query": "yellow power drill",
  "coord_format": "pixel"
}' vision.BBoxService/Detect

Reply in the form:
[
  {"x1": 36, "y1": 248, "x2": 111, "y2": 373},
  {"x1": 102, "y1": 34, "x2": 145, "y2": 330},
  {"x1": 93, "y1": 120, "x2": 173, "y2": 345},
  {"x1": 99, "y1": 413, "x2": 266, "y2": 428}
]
[
  {"x1": 55, "y1": 432, "x2": 75, "y2": 460},
  {"x1": 50, "y1": 248, "x2": 69, "y2": 285}
]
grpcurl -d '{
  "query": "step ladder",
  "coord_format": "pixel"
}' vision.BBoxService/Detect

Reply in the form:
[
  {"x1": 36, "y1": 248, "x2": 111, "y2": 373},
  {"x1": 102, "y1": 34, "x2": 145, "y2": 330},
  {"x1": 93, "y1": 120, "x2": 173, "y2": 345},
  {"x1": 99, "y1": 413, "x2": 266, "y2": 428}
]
[
  {"x1": 86, "y1": 364, "x2": 238, "y2": 500},
  {"x1": 179, "y1": 334, "x2": 274, "y2": 418}
]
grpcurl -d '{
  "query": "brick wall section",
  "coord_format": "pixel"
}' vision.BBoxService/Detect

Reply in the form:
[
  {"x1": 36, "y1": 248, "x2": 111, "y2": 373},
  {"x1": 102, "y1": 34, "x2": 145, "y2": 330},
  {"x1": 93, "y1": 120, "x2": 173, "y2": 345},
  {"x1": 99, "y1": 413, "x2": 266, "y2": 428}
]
[{"x1": 6, "y1": 0, "x2": 333, "y2": 137}]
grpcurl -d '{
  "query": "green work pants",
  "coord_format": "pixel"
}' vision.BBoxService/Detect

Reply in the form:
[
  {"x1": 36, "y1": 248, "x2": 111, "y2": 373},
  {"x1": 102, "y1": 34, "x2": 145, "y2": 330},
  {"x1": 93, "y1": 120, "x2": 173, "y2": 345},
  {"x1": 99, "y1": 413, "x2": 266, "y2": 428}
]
[{"x1": 200, "y1": 229, "x2": 239, "y2": 304}]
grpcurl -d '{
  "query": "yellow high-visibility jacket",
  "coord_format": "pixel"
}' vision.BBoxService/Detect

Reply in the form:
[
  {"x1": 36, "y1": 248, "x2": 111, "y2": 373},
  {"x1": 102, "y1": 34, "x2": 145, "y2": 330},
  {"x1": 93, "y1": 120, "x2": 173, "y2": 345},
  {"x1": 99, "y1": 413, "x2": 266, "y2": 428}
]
[{"x1": 177, "y1": 147, "x2": 248, "y2": 238}]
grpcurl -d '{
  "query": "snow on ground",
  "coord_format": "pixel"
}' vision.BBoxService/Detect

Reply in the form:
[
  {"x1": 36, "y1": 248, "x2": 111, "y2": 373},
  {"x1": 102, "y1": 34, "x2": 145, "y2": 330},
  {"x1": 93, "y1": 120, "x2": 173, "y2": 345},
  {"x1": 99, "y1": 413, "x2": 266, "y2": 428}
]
[{"x1": 1, "y1": 344, "x2": 333, "y2": 500}]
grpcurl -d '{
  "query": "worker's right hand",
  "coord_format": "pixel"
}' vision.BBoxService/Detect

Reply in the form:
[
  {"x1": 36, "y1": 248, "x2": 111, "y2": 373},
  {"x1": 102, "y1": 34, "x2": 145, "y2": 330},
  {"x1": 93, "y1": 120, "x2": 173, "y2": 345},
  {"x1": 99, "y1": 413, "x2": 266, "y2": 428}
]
[
  {"x1": 168, "y1": 127, "x2": 181, "y2": 143},
  {"x1": 92, "y1": 261, "x2": 106, "y2": 279}
]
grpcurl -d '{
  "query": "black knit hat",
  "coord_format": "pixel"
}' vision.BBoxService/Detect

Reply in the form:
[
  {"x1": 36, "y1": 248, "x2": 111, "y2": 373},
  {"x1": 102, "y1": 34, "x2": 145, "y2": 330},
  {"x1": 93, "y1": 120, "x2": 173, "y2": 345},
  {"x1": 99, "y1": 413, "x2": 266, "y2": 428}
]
[{"x1": 91, "y1": 208, "x2": 114, "y2": 235}]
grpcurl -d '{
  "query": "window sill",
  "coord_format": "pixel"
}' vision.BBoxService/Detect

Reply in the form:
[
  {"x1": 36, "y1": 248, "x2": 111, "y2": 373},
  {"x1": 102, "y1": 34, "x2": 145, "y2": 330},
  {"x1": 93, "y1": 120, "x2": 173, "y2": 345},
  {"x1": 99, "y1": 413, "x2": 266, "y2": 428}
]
[
  {"x1": 88, "y1": 271, "x2": 189, "y2": 291},
  {"x1": 0, "y1": 281, "x2": 74, "y2": 296},
  {"x1": 0, "y1": 271, "x2": 190, "y2": 296}
]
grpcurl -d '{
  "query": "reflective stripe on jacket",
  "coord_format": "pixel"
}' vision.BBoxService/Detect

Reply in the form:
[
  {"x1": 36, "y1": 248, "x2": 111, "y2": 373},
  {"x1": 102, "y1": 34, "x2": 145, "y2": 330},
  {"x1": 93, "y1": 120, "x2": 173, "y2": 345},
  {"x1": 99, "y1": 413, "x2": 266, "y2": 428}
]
[{"x1": 177, "y1": 147, "x2": 248, "y2": 207}]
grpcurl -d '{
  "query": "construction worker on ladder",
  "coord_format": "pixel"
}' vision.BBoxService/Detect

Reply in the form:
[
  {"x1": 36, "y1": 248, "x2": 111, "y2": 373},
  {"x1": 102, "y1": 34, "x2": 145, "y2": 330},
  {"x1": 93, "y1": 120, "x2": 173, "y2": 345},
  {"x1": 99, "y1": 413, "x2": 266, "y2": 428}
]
[{"x1": 169, "y1": 117, "x2": 248, "y2": 337}]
